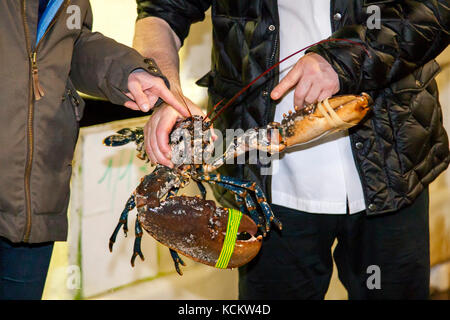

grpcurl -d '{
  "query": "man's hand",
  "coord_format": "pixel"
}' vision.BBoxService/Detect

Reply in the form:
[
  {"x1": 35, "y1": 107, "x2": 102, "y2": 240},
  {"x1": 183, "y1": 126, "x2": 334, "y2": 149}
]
[
  {"x1": 132, "y1": 18, "x2": 214, "y2": 168},
  {"x1": 271, "y1": 53, "x2": 340, "y2": 107},
  {"x1": 124, "y1": 70, "x2": 189, "y2": 117},
  {"x1": 144, "y1": 93, "x2": 206, "y2": 168}
]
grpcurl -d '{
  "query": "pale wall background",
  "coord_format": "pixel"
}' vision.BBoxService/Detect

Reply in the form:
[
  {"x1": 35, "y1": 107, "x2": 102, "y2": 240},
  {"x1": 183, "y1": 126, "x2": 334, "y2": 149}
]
[{"x1": 42, "y1": 0, "x2": 450, "y2": 300}]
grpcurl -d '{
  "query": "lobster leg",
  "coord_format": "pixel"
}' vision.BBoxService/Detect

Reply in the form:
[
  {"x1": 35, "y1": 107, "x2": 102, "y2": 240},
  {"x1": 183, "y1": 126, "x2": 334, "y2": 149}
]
[
  {"x1": 234, "y1": 194, "x2": 248, "y2": 215},
  {"x1": 165, "y1": 185, "x2": 188, "y2": 275},
  {"x1": 167, "y1": 187, "x2": 179, "y2": 198},
  {"x1": 217, "y1": 182, "x2": 266, "y2": 235},
  {"x1": 196, "y1": 181, "x2": 207, "y2": 200},
  {"x1": 131, "y1": 218, "x2": 145, "y2": 267},
  {"x1": 170, "y1": 249, "x2": 186, "y2": 276},
  {"x1": 195, "y1": 174, "x2": 282, "y2": 233},
  {"x1": 109, "y1": 194, "x2": 136, "y2": 252}
]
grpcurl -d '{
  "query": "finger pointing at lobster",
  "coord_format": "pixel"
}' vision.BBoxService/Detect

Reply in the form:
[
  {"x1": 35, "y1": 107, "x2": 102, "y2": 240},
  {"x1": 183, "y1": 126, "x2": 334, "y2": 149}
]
[
  {"x1": 124, "y1": 69, "x2": 189, "y2": 117},
  {"x1": 270, "y1": 53, "x2": 340, "y2": 107}
]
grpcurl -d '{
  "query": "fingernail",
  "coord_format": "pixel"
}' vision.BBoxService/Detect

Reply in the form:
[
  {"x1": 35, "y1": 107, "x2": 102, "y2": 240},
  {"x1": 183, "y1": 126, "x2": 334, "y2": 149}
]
[
  {"x1": 142, "y1": 104, "x2": 150, "y2": 111},
  {"x1": 164, "y1": 151, "x2": 172, "y2": 159}
]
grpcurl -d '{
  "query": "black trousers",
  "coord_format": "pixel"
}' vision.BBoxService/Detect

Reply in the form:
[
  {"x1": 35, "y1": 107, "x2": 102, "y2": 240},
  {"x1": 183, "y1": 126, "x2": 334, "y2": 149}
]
[{"x1": 239, "y1": 189, "x2": 430, "y2": 300}]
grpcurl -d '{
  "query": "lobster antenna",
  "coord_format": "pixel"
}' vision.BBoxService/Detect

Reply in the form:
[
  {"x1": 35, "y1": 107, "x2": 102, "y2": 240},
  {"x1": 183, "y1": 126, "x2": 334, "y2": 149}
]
[
  {"x1": 176, "y1": 87, "x2": 193, "y2": 118},
  {"x1": 204, "y1": 98, "x2": 225, "y2": 121},
  {"x1": 209, "y1": 38, "x2": 371, "y2": 124}
]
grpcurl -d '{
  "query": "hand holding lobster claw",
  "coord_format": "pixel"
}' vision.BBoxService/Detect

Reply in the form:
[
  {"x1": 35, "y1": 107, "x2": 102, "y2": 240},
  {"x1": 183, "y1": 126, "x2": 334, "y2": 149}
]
[{"x1": 203, "y1": 93, "x2": 373, "y2": 172}]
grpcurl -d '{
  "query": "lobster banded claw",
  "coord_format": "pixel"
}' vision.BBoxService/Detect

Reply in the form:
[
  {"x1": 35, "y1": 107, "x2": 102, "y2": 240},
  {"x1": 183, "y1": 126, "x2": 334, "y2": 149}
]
[{"x1": 138, "y1": 195, "x2": 263, "y2": 269}]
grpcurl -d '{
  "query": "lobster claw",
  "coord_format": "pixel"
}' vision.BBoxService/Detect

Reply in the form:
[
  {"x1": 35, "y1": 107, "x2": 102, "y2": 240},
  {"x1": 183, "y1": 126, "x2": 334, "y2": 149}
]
[
  {"x1": 103, "y1": 127, "x2": 144, "y2": 147},
  {"x1": 103, "y1": 134, "x2": 131, "y2": 147},
  {"x1": 138, "y1": 195, "x2": 262, "y2": 269}
]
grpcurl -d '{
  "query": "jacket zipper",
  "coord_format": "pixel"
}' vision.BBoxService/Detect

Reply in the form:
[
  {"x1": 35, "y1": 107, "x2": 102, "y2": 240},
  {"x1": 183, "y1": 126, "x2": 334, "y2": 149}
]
[
  {"x1": 31, "y1": 52, "x2": 45, "y2": 100},
  {"x1": 21, "y1": 0, "x2": 69, "y2": 242},
  {"x1": 28, "y1": 0, "x2": 70, "y2": 100},
  {"x1": 264, "y1": 21, "x2": 280, "y2": 204},
  {"x1": 266, "y1": 32, "x2": 279, "y2": 125}
]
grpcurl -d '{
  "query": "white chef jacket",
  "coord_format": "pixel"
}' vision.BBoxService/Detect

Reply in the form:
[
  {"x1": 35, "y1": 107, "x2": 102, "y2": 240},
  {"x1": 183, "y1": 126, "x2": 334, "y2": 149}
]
[{"x1": 271, "y1": 0, "x2": 366, "y2": 214}]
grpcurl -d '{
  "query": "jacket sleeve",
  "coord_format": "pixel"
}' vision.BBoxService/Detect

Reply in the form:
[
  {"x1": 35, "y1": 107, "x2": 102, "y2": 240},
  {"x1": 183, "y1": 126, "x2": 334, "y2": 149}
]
[
  {"x1": 136, "y1": 0, "x2": 212, "y2": 46},
  {"x1": 306, "y1": 0, "x2": 449, "y2": 94},
  {"x1": 70, "y1": 3, "x2": 168, "y2": 105}
]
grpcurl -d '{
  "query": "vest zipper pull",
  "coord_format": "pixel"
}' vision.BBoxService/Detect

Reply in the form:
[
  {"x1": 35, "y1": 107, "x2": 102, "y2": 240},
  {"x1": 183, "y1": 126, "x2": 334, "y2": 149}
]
[{"x1": 31, "y1": 52, "x2": 44, "y2": 100}]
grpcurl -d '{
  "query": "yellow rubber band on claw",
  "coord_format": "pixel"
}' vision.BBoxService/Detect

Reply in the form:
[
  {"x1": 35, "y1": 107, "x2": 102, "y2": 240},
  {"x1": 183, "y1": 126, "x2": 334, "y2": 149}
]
[{"x1": 215, "y1": 208, "x2": 243, "y2": 269}]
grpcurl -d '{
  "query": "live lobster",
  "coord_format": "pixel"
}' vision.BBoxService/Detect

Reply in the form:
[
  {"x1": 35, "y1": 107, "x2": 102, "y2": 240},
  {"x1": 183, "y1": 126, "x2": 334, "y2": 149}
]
[{"x1": 105, "y1": 39, "x2": 373, "y2": 275}]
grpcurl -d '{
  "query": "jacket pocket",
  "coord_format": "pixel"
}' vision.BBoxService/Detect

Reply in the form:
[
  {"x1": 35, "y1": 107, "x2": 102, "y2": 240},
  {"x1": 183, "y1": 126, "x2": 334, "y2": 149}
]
[
  {"x1": 390, "y1": 60, "x2": 441, "y2": 94},
  {"x1": 34, "y1": 164, "x2": 73, "y2": 216},
  {"x1": 386, "y1": 60, "x2": 441, "y2": 175},
  {"x1": 33, "y1": 79, "x2": 82, "y2": 215},
  {"x1": 64, "y1": 78, "x2": 85, "y2": 122}
]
